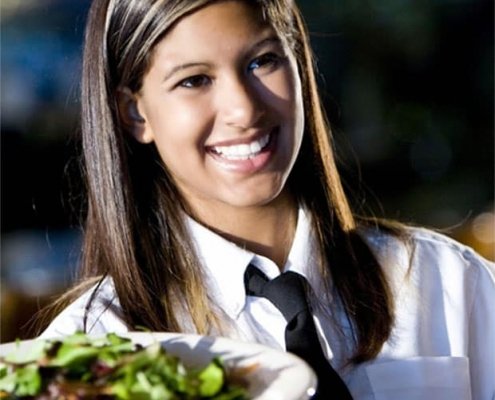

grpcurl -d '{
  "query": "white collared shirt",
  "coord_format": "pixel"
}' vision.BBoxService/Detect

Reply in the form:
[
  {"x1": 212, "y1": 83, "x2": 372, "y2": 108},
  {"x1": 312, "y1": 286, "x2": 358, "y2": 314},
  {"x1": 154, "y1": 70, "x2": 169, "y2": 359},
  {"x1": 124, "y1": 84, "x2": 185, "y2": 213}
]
[{"x1": 41, "y1": 208, "x2": 495, "y2": 400}]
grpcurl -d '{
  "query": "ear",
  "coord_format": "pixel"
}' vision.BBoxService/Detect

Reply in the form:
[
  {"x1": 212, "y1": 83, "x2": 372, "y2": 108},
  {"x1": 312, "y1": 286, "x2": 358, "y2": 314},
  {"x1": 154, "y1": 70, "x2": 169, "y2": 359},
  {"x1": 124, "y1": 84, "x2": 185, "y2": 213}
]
[{"x1": 116, "y1": 86, "x2": 154, "y2": 144}]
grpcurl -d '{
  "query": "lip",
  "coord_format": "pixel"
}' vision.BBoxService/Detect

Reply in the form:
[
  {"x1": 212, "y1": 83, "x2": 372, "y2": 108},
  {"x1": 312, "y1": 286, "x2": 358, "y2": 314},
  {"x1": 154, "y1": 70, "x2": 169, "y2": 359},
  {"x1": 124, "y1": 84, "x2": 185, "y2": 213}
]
[{"x1": 206, "y1": 127, "x2": 278, "y2": 174}]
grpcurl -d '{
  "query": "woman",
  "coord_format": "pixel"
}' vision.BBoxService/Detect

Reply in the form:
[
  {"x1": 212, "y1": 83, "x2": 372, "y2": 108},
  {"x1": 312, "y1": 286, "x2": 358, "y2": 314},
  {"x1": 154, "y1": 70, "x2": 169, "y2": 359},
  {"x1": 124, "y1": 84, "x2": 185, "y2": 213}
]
[{"x1": 40, "y1": 1, "x2": 494, "y2": 399}]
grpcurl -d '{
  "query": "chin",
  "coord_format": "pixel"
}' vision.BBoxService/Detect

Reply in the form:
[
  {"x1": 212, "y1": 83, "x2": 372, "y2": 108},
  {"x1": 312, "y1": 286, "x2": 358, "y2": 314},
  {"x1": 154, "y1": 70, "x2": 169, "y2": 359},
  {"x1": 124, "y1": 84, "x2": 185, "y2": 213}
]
[{"x1": 223, "y1": 186, "x2": 286, "y2": 209}]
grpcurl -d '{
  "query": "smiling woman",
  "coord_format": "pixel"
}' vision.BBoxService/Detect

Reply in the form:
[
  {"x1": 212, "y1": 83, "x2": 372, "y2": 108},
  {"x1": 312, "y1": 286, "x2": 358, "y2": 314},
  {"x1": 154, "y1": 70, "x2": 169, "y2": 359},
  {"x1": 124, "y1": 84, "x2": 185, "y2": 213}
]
[
  {"x1": 33, "y1": 1, "x2": 495, "y2": 400},
  {"x1": 119, "y1": 1, "x2": 304, "y2": 230}
]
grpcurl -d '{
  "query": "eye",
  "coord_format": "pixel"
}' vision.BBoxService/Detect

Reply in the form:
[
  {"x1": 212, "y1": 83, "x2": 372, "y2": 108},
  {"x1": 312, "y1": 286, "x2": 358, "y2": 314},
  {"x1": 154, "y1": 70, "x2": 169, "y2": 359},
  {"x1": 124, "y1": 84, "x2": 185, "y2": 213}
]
[
  {"x1": 177, "y1": 74, "x2": 211, "y2": 89},
  {"x1": 248, "y1": 52, "x2": 284, "y2": 72}
]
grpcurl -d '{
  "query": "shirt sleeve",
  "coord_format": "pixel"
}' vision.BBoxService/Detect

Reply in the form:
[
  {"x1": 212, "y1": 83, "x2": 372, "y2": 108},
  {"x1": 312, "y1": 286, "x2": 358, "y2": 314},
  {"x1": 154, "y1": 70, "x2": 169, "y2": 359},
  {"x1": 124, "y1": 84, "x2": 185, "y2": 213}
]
[
  {"x1": 39, "y1": 280, "x2": 129, "y2": 339},
  {"x1": 465, "y1": 249, "x2": 495, "y2": 400}
]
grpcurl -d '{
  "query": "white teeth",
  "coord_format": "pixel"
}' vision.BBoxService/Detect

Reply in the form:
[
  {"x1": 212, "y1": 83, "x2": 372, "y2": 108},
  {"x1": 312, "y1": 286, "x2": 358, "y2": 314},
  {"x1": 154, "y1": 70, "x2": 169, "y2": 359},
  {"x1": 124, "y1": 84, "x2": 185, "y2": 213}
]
[{"x1": 212, "y1": 133, "x2": 271, "y2": 160}]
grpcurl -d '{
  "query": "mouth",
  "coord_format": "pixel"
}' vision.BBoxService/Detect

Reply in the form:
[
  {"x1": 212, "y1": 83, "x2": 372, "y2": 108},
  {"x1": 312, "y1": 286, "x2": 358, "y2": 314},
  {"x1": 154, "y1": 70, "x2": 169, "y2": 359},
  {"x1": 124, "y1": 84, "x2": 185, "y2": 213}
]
[{"x1": 208, "y1": 130, "x2": 274, "y2": 160}]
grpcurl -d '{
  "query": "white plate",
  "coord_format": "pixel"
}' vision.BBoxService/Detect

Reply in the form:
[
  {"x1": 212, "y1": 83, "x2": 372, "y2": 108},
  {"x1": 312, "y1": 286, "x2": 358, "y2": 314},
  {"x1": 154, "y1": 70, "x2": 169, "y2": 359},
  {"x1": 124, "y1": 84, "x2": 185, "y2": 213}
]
[{"x1": 0, "y1": 332, "x2": 317, "y2": 400}]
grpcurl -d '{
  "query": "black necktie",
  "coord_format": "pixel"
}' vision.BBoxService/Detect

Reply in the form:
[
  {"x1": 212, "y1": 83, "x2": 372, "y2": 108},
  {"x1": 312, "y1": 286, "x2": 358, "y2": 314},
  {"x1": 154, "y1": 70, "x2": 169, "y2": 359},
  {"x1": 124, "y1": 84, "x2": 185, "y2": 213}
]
[{"x1": 244, "y1": 264, "x2": 353, "y2": 400}]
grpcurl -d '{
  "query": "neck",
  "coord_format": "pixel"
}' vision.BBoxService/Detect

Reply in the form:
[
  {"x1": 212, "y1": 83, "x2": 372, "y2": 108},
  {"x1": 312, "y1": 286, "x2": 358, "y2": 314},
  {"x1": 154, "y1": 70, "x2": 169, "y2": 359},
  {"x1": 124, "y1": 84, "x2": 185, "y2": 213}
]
[{"x1": 190, "y1": 191, "x2": 298, "y2": 270}]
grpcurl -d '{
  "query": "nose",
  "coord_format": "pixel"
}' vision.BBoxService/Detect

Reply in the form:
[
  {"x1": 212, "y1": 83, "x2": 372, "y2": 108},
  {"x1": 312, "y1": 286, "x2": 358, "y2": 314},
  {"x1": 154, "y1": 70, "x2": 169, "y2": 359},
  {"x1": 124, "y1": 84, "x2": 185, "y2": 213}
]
[{"x1": 219, "y1": 75, "x2": 264, "y2": 129}]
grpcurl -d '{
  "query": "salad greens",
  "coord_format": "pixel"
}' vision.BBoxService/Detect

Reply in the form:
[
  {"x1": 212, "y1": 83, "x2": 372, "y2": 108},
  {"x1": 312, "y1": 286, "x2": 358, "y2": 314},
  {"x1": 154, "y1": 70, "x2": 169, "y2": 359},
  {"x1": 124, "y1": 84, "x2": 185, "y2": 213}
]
[{"x1": 0, "y1": 332, "x2": 248, "y2": 399}]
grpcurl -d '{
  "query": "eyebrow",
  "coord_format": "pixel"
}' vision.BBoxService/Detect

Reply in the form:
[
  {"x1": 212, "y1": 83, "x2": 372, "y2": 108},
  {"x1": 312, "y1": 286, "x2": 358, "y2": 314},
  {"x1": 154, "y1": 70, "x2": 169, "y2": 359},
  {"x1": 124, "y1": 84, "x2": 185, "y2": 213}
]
[
  {"x1": 162, "y1": 62, "x2": 211, "y2": 83},
  {"x1": 161, "y1": 36, "x2": 283, "y2": 83}
]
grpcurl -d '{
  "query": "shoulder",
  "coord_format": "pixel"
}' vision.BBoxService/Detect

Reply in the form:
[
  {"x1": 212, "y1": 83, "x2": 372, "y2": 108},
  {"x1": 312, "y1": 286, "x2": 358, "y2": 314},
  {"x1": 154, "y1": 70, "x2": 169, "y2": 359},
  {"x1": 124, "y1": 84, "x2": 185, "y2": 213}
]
[
  {"x1": 360, "y1": 225, "x2": 495, "y2": 294},
  {"x1": 39, "y1": 277, "x2": 129, "y2": 339},
  {"x1": 363, "y1": 224, "x2": 493, "y2": 268}
]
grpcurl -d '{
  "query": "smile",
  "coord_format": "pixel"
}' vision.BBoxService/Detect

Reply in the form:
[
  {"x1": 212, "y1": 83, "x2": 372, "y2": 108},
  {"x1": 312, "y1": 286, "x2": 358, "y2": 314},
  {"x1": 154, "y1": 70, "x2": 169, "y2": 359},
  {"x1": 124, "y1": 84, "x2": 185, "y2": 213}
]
[{"x1": 210, "y1": 132, "x2": 272, "y2": 160}]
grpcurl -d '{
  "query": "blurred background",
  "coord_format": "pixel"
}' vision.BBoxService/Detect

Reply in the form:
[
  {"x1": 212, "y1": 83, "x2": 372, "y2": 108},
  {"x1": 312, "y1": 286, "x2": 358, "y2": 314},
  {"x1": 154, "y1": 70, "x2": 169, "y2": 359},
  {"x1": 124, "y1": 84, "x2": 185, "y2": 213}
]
[{"x1": 1, "y1": 0, "x2": 493, "y2": 342}]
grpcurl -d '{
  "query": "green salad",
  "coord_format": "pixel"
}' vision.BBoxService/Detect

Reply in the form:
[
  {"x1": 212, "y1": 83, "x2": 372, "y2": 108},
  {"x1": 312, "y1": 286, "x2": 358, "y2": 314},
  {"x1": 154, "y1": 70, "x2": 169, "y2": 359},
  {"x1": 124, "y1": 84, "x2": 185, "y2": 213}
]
[{"x1": 0, "y1": 332, "x2": 248, "y2": 400}]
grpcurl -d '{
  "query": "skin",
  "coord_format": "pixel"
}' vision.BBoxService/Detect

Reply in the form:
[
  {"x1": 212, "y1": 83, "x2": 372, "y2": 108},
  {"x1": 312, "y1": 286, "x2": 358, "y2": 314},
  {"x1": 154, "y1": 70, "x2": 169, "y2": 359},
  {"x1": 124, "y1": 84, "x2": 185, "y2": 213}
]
[{"x1": 120, "y1": 0, "x2": 305, "y2": 268}]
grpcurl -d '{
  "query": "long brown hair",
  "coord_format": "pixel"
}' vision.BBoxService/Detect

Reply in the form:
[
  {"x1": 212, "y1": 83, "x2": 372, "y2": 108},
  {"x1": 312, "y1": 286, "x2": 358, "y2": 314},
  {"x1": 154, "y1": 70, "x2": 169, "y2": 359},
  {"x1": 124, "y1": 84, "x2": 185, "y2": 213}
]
[{"x1": 44, "y1": 0, "x2": 394, "y2": 364}]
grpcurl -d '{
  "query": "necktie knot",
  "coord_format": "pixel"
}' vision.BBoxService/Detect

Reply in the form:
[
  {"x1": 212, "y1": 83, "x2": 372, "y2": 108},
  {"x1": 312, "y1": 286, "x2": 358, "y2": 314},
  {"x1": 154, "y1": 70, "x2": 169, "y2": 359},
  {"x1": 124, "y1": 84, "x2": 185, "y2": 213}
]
[
  {"x1": 243, "y1": 263, "x2": 353, "y2": 400},
  {"x1": 244, "y1": 264, "x2": 310, "y2": 322}
]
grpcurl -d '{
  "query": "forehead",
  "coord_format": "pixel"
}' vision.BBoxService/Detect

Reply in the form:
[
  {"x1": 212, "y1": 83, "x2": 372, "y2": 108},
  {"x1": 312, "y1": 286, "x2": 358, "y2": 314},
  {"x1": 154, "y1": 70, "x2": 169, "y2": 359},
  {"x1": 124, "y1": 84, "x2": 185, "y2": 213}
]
[{"x1": 151, "y1": 1, "x2": 276, "y2": 57}]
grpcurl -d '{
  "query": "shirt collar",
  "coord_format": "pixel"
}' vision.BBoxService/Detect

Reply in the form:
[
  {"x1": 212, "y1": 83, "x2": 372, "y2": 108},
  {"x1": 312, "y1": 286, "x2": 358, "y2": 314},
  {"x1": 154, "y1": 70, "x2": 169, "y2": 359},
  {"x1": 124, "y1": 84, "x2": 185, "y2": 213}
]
[{"x1": 185, "y1": 206, "x2": 318, "y2": 319}]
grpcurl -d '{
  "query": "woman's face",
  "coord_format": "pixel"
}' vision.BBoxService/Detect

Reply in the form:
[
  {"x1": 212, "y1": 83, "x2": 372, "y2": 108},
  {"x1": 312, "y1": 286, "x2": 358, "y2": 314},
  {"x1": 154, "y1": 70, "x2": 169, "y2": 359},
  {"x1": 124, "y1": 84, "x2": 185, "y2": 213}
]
[{"x1": 132, "y1": 0, "x2": 304, "y2": 218}]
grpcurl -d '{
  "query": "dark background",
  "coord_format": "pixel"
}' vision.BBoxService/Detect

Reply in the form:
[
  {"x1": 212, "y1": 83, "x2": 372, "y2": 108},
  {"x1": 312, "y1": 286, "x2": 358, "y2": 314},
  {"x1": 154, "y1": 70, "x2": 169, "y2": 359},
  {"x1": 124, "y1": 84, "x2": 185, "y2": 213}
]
[{"x1": 1, "y1": 0, "x2": 493, "y2": 342}]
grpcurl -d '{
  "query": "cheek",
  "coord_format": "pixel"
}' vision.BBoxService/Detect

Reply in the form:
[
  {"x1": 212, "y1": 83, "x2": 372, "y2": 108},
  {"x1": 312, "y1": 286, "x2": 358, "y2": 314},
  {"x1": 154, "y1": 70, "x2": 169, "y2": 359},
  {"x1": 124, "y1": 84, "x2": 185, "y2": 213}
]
[
  {"x1": 150, "y1": 100, "x2": 213, "y2": 148},
  {"x1": 260, "y1": 67, "x2": 301, "y2": 119},
  {"x1": 282, "y1": 65, "x2": 304, "y2": 132},
  {"x1": 149, "y1": 117, "x2": 214, "y2": 182}
]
